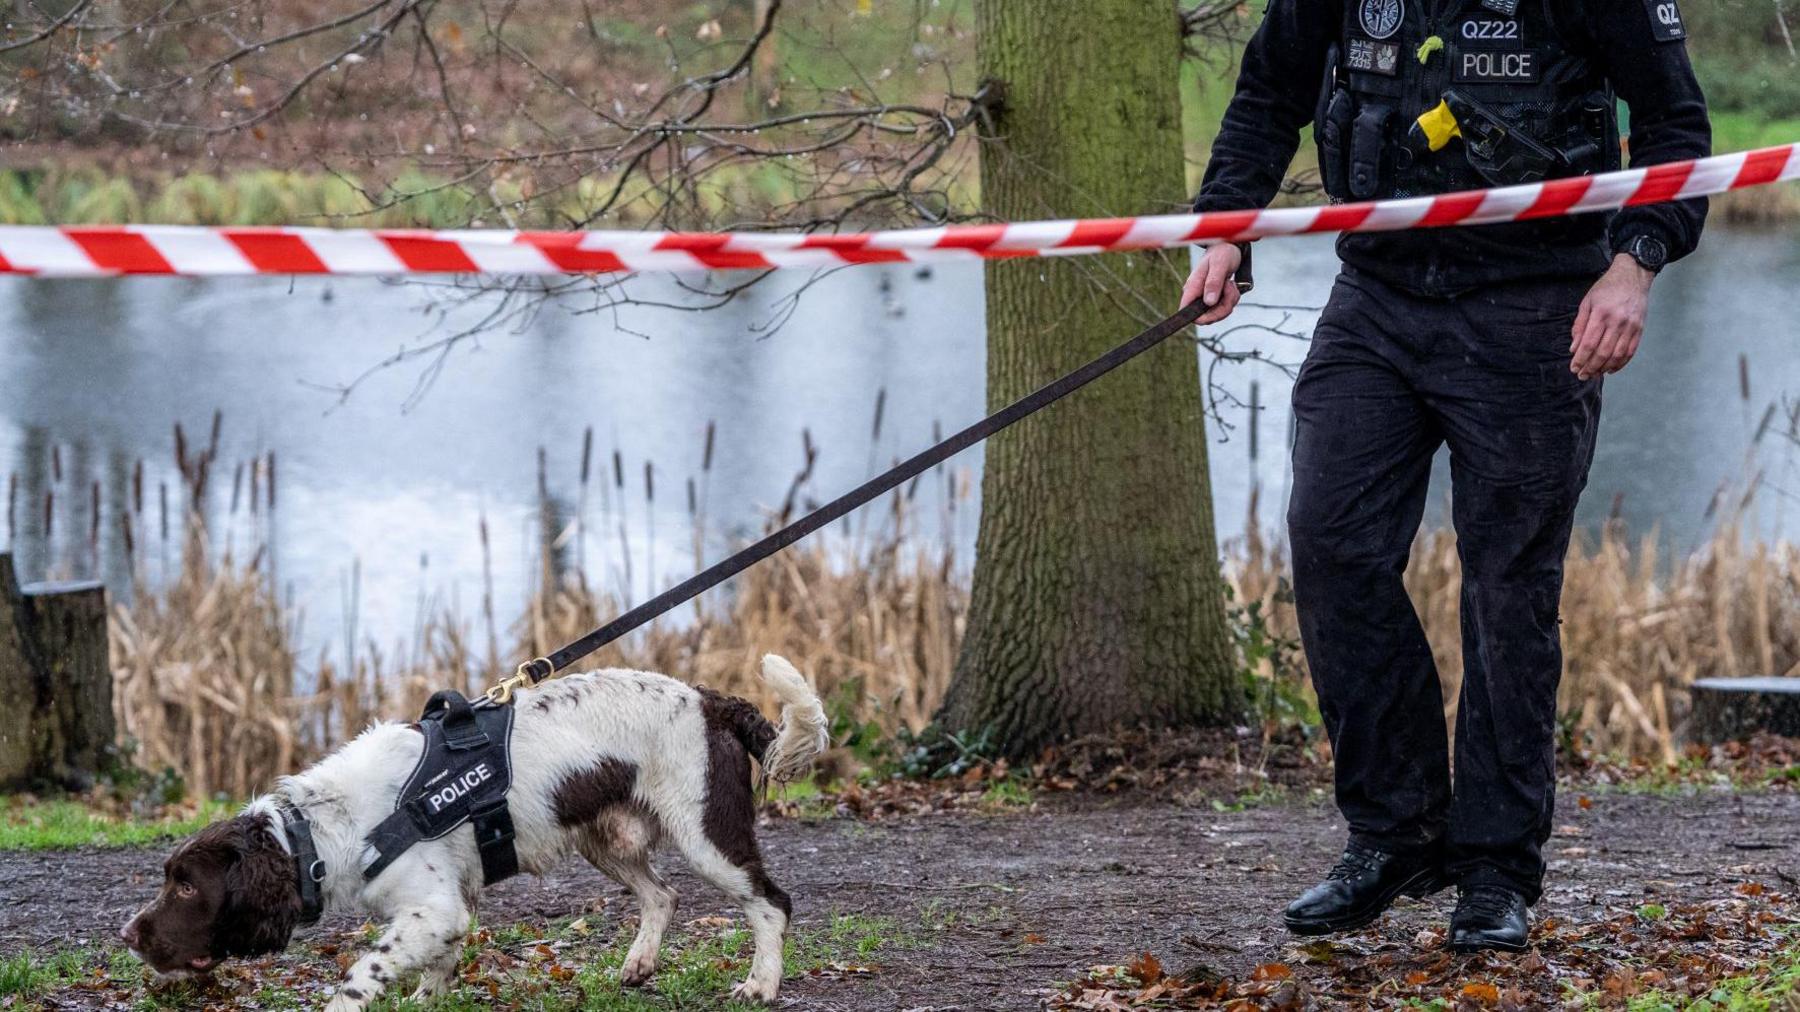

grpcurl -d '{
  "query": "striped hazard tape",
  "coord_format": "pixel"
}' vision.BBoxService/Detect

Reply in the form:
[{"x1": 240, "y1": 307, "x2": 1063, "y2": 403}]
[{"x1": 0, "y1": 144, "x2": 1793, "y2": 277}]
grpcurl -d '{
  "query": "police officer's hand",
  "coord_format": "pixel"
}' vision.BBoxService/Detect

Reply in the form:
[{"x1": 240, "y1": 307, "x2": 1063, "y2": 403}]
[
  {"x1": 1570, "y1": 256, "x2": 1655, "y2": 381},
  {"x1": 1181, "y1": 243, "x2": 1244, "y2": 325}
]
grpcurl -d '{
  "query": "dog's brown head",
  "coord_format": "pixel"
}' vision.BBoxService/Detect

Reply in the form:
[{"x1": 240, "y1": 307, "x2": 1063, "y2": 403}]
[{"x1": 120, "y1": 813, "x2": 301, "y2": 975}]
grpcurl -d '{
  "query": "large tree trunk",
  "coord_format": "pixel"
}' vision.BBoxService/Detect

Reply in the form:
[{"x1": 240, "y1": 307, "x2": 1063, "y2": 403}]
[{"x1": 939, "y1": 0, "x2": 1238, "y2": 754}]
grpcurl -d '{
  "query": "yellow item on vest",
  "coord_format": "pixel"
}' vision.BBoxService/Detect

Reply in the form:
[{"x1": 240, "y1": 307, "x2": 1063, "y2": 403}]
[
  {"x1": 1416, "y1": 35, "x2": 1445, "y2": 64},
  {"x1": 1413, "y1": 99, "x2": 1463, "y2": 152}
]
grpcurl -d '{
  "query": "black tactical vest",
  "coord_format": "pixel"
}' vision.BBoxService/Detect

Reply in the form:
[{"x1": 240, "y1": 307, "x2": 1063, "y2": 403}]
[{"x1": 1318, "y1": 0, "x2": 1620, "y2": 201}]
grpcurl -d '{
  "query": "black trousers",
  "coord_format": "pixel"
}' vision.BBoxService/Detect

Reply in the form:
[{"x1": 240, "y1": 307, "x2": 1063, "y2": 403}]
[{"x1": 1288, "y1": 267, "x2": 1601, "y2": 903}]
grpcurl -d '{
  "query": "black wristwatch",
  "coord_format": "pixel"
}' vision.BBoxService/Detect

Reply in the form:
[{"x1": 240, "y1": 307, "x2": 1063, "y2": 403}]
[{"x1": 1622, "y1": 234, "x2": 1668, "y2": 274}]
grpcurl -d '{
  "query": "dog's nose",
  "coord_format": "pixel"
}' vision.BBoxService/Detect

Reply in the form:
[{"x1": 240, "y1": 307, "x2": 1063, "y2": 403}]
[{"x1": 120, "y1": 921, "x2": 140, "y2": 948}]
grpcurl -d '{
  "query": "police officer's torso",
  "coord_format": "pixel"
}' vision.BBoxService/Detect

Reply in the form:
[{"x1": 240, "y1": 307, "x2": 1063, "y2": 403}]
[{"x1": 1319, "y1": 0, "x2": 1628, "y2": 295}]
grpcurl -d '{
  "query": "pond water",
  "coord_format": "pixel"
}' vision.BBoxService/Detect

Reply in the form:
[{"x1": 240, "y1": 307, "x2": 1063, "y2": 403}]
[{"x1": 2, "y1": 225, "x2": 1797, "y2": 657}]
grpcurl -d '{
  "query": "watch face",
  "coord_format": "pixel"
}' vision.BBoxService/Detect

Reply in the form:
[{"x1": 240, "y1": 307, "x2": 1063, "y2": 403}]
[{"x1": 1634, "y1": 237, "x2": 1668, "y2": 270}]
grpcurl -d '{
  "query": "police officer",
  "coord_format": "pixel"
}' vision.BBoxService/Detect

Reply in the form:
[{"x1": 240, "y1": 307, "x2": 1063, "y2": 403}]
[{"x1": 1180, "y1": 0, "x2": 1709, "y2": 952}]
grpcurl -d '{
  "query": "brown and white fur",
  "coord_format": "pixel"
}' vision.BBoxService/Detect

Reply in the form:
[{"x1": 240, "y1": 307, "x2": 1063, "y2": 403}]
[{"x1": 121, "y1": 655, "x2": 828, "y2": 1009}]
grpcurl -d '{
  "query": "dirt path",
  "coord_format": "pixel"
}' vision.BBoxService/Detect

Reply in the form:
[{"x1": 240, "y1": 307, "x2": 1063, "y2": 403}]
[{"x1": 4, "y1": 790, "x2": 1797, "y2": 1009}]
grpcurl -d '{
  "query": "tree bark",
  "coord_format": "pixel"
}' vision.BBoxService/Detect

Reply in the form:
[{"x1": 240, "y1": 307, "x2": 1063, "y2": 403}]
[
  {"x1": 1688, "y1": 677, "x2": 1800, "y2": 744},
  {"x1": 939, "y1": 0, "x2": 1239, "y2": 754},
  {"x1": 0, "y1": 552, "x2": 115, "y2": 789}
]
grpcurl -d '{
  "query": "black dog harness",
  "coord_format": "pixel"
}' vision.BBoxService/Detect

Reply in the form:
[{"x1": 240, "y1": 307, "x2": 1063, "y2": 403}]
[
  {"x1": 275, "y1": 691, "x2": 519, "y2": 924},
  {"x1": 363, "y1": 690, "x2": 520, "y2": 886}
]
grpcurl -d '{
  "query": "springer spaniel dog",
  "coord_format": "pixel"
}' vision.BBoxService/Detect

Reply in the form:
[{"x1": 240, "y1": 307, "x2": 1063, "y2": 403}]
[{"x1": 121, "y1": 655, "x2": 828, "y2": 1008}]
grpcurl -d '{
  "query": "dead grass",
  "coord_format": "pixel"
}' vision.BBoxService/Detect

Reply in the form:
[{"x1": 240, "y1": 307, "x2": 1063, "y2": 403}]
[
  {"x1": 97, "y1": 424, "x2": 1799, "y2": 798},
  {"x1": 1229, "y1": 496, "x2": 1800, "y2": 765},
  {"x1": 106, "y1": 491, "x2": 967, "y2": 799}
]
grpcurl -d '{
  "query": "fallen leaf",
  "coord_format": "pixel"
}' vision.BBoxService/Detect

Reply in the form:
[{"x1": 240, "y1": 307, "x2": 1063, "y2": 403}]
[
  {"x1": 1127, "y1": 951, "x2": 1163, "y2": 985},
  {"x1": 1250, "y1": 962, "x2": 1292, "y2": 981},
  {"x1": 1459, "y1": 981, "x2": 1501, "y2": 1005}
]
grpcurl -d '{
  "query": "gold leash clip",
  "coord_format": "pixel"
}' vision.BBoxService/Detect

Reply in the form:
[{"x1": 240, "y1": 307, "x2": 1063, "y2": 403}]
[{"x1": 484, "y1": 657, "x2": 552, "y2": 706}]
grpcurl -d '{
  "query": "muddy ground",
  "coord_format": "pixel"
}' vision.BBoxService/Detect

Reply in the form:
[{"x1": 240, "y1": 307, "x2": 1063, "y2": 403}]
[{"x1": 3, "y1": 788, "x2": 1797, "y2": 1010}]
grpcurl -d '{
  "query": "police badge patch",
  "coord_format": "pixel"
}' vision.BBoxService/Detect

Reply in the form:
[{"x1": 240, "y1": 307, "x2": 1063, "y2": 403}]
[
  {"x1": 1347, "y1": 37, "x2": 1401, "y2": 76},
  {"x1": 1358, "y1": 0, "x2": 1404, "y2": 40}
]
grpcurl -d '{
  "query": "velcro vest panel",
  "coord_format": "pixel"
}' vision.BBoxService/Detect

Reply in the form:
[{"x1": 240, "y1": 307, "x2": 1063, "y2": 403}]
[
  {"x1": 362, "y1": 690, "x2": 519, "y2": 886},
  {"x1": 1318, "y1": 0, "x2": 1620, "y2": 201}
]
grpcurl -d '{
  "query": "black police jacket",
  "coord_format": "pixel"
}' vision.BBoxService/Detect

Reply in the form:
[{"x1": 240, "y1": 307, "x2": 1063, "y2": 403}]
[{"x1": 1194, "y1": 0, "x2": 1711, "y2": 296}]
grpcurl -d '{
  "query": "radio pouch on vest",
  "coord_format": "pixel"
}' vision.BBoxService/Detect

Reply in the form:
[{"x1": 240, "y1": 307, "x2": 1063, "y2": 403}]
[
  {"x1": 362, "y1": 690, "x2": 519, "y2": 886},
  {"x1": 1349, "y1": 104, "x2": 1394, "y2": 200}
]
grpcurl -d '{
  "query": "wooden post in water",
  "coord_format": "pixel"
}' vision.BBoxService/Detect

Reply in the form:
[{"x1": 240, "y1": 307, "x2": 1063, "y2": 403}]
[
  {"x1": 1688, "y1": 677, "x2": 1800, "y2": 745},
  {"x1": 0, "y1": 551, "x2": 115, "y2": 789}
]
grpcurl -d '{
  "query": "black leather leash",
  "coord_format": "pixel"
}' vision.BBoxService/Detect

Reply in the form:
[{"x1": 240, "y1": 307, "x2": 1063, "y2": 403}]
[{"x1": 486, "y1": 281, "x2": 1240, "y2": 705}]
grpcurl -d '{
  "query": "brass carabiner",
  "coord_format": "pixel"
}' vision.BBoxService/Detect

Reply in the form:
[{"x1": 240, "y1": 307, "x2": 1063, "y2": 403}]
[{"x1": 483, "y1": 657, "x2": 551, "y2": 706}]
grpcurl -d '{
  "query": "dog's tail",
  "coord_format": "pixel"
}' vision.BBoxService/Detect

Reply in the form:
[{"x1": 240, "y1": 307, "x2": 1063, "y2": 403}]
[{"x1": 755, "y1": 654, "x2": 829, "y2": 785}]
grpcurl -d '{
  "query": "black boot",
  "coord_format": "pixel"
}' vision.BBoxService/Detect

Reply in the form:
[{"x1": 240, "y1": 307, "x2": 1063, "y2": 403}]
[
  {"x1": 1284, "y1": 841, "x2": 1447, "y2": 936},
  {"x1": 1450, "y1": 885, "x2": 1530, "y2": 953}
]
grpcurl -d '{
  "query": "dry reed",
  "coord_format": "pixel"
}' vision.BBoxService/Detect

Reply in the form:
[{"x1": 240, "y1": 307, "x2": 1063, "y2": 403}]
[
  {"x1": 1228, "y1": 498, "x2": 1800, "y2": 765},
  {"x1": 83, "y1": 416, "x2": 1800, "y2": 797}
]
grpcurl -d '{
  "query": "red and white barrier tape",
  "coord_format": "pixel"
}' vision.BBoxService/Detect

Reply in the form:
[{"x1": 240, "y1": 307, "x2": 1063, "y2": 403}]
[{"x1": 1, "y1": 145, "x2": 1794, "y2": 277}]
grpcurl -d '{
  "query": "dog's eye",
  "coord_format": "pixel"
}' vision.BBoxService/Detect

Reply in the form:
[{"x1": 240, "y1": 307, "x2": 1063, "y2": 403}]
[{"x1": 175, "y1": 881, "x2": 197, "y2": 899}]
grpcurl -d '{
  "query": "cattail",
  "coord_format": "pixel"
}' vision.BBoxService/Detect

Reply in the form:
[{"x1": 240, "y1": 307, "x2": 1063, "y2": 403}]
[
  {"x1": 686, "y1": 477, "x2": 697, "y2": 516},
  {"x1": 208, "y1": 409, "x2": 222, "y2": 460},
  {"x1": 89, "y1": 481, "x2": 100, "y2": 548},
  {"x1": 51, "y1": 445, "x2": 62, "y2": 483},
  {"x1": 119, "y1": 509, "x2": 134, "y2": 558},
  {"x1": 159, "y1": 482, "x2": 169, "y2": 542},
  {"x1": 43, "y1": 489, "x2": 53, "y2": 539},
  {"x1": 580, "y1": 427, "x2": 594, "y2": 487},
  {"x1": 132, "y1": 459, "x2": 143, "y2": 513},
  {"x1": 231, "y1": 462, "x2": 244, "y2": 514},
  {"x1": 1755, "y1": 402, "x2": 1777, "y2": 444},
  {"x1": 612, "y1": 449, "x2": 624, "y2": 489},
  {"x1": 174, "y1": 423, "x2": 189, "y2": 478},
  {"x1": 5, "y1": 472, "x2": 14, "y2": 541},
  {"x1": 537, "y1": 446, "x2": 548, "y2": 500},
  {"x1": 249, "y1": 458, "x2": 261, "y2": 516},
  {"x1": 266, "y1": 452, "x2": 277, "y2": 510},
  {"x1": 702, "y1": 420, "x2": 716, "y2": 473},
  {"x1": 1248, "y1": 380, "x2": 1261, "y2": 463},
  {"x1": 1740, "y1": 353, "x2": 1750, "y2": 403},
  {"x1": 643, "y1": 461, "x2": 654, "y2": 504}
]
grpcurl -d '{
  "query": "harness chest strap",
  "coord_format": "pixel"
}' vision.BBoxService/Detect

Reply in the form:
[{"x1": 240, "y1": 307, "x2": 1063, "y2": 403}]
[{"x1": 361, "y1": 690, "x2": 521, "y2": 887}]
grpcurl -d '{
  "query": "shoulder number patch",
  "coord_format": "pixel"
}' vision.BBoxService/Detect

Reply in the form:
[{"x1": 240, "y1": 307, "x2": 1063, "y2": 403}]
[
  {"x1": 1643, "y1": 0, "x2": 1687, "y2": 41},
  {"x1": 1480, "y1": 0, "x2": 1520, "y2": 13}
]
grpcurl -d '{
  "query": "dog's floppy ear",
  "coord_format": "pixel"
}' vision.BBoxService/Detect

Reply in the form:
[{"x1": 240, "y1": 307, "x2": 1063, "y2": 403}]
[{"x1": 215, "y1": 815, "x2": 302, "y2": 958}]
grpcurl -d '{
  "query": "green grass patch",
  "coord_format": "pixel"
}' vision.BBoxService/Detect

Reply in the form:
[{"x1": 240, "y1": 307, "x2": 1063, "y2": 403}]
[
  {"x1": 0, "y1": 798, "x2": 236, "y2": 851},
  {"x1": 1620, "y1": 941, "x2": 1800, "y2": 1011},
  {"x1": 7, "y1": 912, "x2": 918, "y2": 1011}
]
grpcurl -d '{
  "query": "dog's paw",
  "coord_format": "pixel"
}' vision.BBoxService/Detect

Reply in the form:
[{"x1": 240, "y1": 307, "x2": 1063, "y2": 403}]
[
  {"x1": 410, "y1": 966, "x2": 455, "y2": 1001},
  {"x1": 620, "y1": 950, "x2": 658, "y2": 987},
  {"x1": 323, "y1": 992, "x2": 369, "y2": 1012},
  {"x1": 731, "y1": 976, "x2": 780, "y2": 1003}
]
